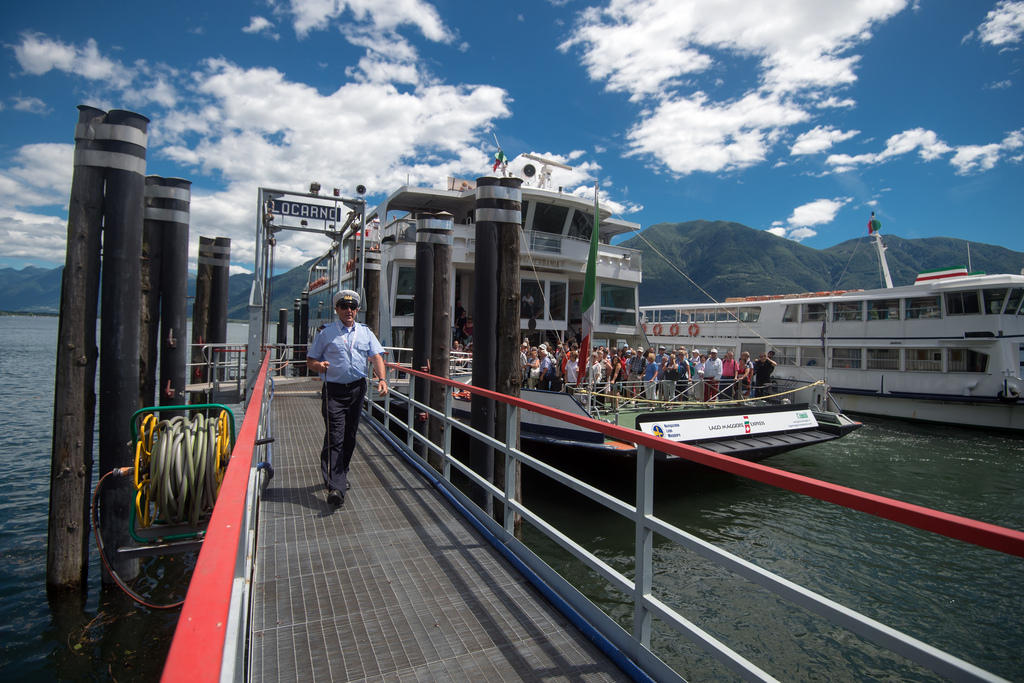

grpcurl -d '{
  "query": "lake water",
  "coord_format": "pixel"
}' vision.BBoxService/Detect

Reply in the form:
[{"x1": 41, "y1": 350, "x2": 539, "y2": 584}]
[{"x1": 1, "y1": 315, "x2": 1022, "y2": 680}]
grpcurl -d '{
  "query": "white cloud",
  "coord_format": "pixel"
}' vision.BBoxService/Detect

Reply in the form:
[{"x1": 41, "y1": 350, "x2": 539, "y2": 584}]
[
  {"x1": 825, "y1": 127, "x2": 1023, "y2": 175},
  {"x1": 11, "y1": 96, "x2": 50, "y2": 114},
  {"x1": 561, "y1": 0, "x2": 908, "y2": 175},
  {"x1": 765, "y1": 196, "x2": 848, "y2": 241},
  {"x1": 790, "y1": 125, "x2": 859, "y2": 156},
  {"x1": 976, "y1": 0, "x2": 1024, "y2": 46},
  {"x1": 787, "y1": 227, "x2": 817, "y2": 240},
  {"x1": 626, "y1": 91, "x2": 808, "y2": 174},
  {"x1": 788, "y1": 197, "x2": 849, "y2": 227},
  {"x1": 287, "y1": 0, "x2": 451, "y2": 42},
  {"x1": 242, "y1": 16, "x2": 280, "y2": 40},
  {"x1": 12, "y1": 33, "x2": 132, "y2": 88}
]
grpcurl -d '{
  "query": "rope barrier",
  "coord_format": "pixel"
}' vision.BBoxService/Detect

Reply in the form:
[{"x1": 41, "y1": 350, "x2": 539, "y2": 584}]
[{"x1": 577, "y1": 379, "x2": 826, "y2": 409}]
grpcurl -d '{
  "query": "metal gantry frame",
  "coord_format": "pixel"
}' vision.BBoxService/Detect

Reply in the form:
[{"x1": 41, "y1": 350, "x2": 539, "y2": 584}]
[{"x1": 245, "y1": 186, "x2": 366, "y2": 399}]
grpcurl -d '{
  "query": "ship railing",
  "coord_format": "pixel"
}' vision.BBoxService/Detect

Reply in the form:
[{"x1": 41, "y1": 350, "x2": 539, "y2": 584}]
[
  {"x1": 187, "y1": 343, "x2": 247, "y2": 398},
  {"x1": 164, "y1": 349, "x2": 275, "y2": 682},
  {"x1": 366, "y1": 363, "x2": 1023, "y2": 682}
]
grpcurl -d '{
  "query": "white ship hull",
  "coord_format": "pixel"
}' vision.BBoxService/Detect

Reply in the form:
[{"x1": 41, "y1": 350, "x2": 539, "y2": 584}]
[{"x1": 640, "y1": 272, "x2": 1024, "y2": 431}]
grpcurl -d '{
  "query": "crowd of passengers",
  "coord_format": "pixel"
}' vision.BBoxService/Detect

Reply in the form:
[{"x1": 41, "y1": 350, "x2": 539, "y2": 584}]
[{"x1": 515, "y1": 340, "x2": 778, "y2": 403}]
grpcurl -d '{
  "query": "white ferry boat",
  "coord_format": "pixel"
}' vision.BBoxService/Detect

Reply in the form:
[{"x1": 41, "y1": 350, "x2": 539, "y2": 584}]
[
  {"x1": 333, "y1": 164, "x2": 645, "y2": 350},
  {"x1": 639, "y1": 232, "x2": 1024, "y2": 431}
]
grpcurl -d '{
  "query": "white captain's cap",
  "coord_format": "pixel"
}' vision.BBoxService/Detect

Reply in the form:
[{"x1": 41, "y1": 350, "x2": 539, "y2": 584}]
[{"x1": 333, "y1": 289, "x2": 360, "y2": 307}]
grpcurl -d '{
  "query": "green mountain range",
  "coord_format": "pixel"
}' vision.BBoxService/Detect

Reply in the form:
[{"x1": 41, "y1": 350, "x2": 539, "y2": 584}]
[
  {"x1": 625, "y1": 221, "x2": 1024, "y2": 305},
  {"x1": 3, "y1": 221, "x2": 1022, "y2": 316}
]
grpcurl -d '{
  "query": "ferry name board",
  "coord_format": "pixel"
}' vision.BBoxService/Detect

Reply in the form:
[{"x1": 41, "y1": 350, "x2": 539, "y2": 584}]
[
  {"x1": 269, "y1": 199, "x2": 340, "y2": 222},
  {"x1": 638, "y1": 409, "x2": 817, "y2": 441}
]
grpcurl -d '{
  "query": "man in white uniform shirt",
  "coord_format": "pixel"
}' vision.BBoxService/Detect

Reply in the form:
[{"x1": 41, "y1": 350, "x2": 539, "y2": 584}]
[
  {"x1": 307, "y1": 289, "x2": 388, "y2": 507},
  {"x1": 703, "y1": 348, "x2": 723, "y2": 401}
]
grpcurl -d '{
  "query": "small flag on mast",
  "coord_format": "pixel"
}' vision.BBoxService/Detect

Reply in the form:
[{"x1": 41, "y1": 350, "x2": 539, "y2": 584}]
[
  {"x1": 492, "y1": 149, "x2": 508, "y2": 172},
  {"x1": 868, "y1": 212, "x2": 881, "y2": 234}
]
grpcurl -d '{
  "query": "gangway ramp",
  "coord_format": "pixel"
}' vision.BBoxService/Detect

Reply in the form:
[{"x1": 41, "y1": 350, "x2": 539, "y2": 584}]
[{"x1": 250, "y1": 378, "x2": 630, "y2": 681}]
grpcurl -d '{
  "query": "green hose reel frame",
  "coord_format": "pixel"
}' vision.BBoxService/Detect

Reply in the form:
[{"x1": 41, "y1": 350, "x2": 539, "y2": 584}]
[{"x1": 128, "y1": 403, "x2": 236, "y2": 543}]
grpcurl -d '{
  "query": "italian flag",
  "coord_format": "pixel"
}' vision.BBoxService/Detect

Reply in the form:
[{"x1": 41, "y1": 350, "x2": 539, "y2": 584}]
[
  {"x1": 577, "y1": 184, "x2": 599, "y2": 384},
  {"x1": 492, "y1": 150, "x2": 507, "y2": 171},
  {"x1": 868, "y1": 212, "x2": 881, "y2": 234}
]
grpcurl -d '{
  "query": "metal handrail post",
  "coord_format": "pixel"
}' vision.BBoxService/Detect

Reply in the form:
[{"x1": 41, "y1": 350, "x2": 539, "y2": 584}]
[
  {"x1": 634, "y1": 444, "x2": 654, "y2": 647},
  {"x1": 406, "y1": 375, "x2": 416, "y2": 451},
  {"x1": 443, "y1": 388, "x2": 452, "y2": 481},
  {"x1": 504, "y1": 405, "x2": 519, "y2": 536}
]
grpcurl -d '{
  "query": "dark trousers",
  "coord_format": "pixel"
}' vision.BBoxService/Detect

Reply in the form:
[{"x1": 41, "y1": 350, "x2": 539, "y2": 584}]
[{"x1": 320, "y1": 379, "x2": 367, "y2": 492}]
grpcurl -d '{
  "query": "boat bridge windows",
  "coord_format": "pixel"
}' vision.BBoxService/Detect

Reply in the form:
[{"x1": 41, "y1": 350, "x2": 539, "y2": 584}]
[
  {"x1": 867, "y1": 299, "x2": 900, "y2": 321},
  {"x1": 1006, "y1": 288, "x2": 1023, "y2": 315},
  {"x1": 520, "y1": 278, "x2": 568, "y2": 323},
  {"x1": 945, "y1": 290, "x2": 981, "y2": 315},
  {"x1": 983, "y1": 288, "x2": 1009, "y2": 314},
  {"x1": 395, "y1": 266, "x2": 416, "y2": 316},
  {"x1": 600, "y1": 284, "x2": 637, "y2": 326},
  {"x1": 833, "y1": 301, "x2": 863, "y2": 321},
  {"x1": 906, "y1": 295, "x2": 941, "y2": 319},
  {"x1": 811, "y1": 346, "x2": 990, "y2": 373}
]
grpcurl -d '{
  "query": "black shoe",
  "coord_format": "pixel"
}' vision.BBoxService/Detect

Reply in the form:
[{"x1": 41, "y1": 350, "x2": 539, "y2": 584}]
[{"x1": 327, "y1": 489, "x2": 344, "y2": 506}]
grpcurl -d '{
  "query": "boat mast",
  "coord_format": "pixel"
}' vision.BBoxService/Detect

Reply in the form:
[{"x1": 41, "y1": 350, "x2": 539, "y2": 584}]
[{"x1": 868, "y1": 212, "x2": 893, "y2": 289}]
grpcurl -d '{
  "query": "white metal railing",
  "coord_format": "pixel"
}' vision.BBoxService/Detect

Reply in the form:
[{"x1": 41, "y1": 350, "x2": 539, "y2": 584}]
[{"x1": 363, "y1": 365, "x2": 1014, "y2": 682}]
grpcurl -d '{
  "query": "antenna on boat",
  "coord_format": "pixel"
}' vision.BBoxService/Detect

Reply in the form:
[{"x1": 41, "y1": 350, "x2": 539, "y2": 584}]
[
  {"x1": 521, "y1": 153, "x2": 572, "y2": 190},
  {"x1": 868, "y1": 212, "x2": 894, "y2": 289}
]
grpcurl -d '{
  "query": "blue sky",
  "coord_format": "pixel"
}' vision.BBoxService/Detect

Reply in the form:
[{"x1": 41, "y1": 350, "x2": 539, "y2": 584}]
[{"x1": 1, "y1": 0, "x2": 1022, "y2": 273}]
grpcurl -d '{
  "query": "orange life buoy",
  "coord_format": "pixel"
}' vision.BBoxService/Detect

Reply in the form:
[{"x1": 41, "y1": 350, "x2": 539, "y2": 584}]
[
  {"x1": 669, "y1": 323, "x2": 680, "y2": 336},
  {"x1": 688, "y1": 323, "x2": 700, "y2": 336},
  {"x1": 652, "y1": 324, "x2": 663, "y2": 336}
]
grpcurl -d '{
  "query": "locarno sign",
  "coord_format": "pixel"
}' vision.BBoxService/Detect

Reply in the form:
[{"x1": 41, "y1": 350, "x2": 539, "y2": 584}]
[{"x1": 269, "y1": 199, "x2": 340, "y2": 222}]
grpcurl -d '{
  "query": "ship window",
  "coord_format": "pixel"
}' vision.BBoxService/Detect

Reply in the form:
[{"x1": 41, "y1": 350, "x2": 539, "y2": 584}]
[
  {"x1": 716, "y1": 310, "x2": 732, "y2": 322},
  {"x1": 867, "y1": 299, "x2": 900, "y2": 320},
  {"x1": 395, "y1": 266, "x2": 416, "y2": 316},
  {"x1": 949, "y1": 348, "x2": 989, "y2": 373},
  {"x1": 1005, "y1": 288, "x2": 1023, "y2": 315},
  {"x1": 983, "y1": 288, "x2": 1008, "y2": 314},
  {"x1": 907, "y1": 348, "x2": 942, "y2": 372},
  {"x1": 782, "y1": 304, "x2": 800, "y2": 323},
  {"x1": 803, "y1": 303, "x2": 827, "y2": 321},
  {"x1": 660, "y1": 309, "x2": 678, "y2": 323},
  {"x1": 737, "y1": 307, "x2": 761, "y2": 322},
  {"x1": 944, "y1": 290, "x2": 980, "y2": 315},
  {"x1": 800, "y1": 346, "x2": 824, "y2": 367},
  {"x1": 533, "y1": 202, "x2": 569, "y2": 234},
  {"x1": 599, "y1": 284, "x2": 636, "y2": 326},
  {"x1": 774, "y1": 347, "x2": 797, "y2": 366},
  {"x1": 833, "y1": 301, "x2": 863, "y2": 321},
  {"x1": 567, "y1": 208, "x2": 593, "y2": 240},
  {"x1": 521, "y1": 280, "x2": 545, "y2": 320},
  {"x1": 866, "y1": 348, "x2": 900, "y2": 370},
  {"x1": 549, "y1": 282, "x2": 567, "y2": 321},
  {"x1": 678, "y1": 311, "x2": 691, "y2": 323},
  {"x1": 905, "y1": 296, "x2": 941, "y2": 319},
  {"x1": 831, "y1": 348, "x2": 862, "y2": 369}
]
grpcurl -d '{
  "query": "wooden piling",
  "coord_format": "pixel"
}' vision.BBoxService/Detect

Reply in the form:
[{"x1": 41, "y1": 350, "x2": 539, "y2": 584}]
[
  {"x1": 493, "y1": 178, "x2": 523, "y2": 533},
  {"x1": 47, "y1": 105, "x2": 107, "y2": 590}
]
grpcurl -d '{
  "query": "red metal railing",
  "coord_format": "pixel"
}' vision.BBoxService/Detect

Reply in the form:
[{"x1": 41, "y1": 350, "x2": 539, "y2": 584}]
[
  {"x1": 161, "y1": 350, "x2": 271, "y2": 683},
  {"x1": 394, "y1": 364, "x2": 1024, "y2": 558}
]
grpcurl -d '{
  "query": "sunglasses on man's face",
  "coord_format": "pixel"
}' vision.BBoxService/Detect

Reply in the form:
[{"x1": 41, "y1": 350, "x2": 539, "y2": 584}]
[{"x1": 336, "y1": 302, "x2": 358, "y2": 310}]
